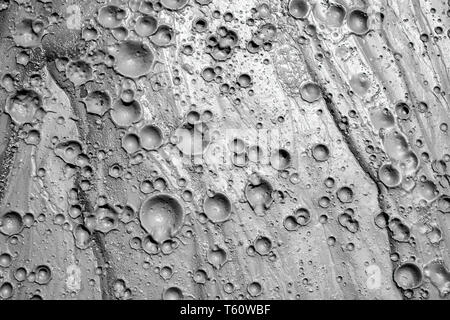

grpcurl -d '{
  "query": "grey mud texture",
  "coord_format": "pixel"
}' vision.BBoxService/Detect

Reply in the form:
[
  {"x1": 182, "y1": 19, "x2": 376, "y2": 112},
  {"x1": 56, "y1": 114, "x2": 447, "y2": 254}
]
[{"x1": 0, "y1": 0, "x2": 449, "y2": 300}]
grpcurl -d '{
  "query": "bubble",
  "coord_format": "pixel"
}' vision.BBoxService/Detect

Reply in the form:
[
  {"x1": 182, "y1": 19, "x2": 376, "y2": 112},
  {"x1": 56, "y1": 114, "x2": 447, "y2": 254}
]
[
  {"x1": 300, "y1": 81, "x2": 321, "y2": 103},
  {"x1": 288, "y1": 0, "x2": 310, "y2": 19},
  {"x1": 66, "y1": 60, "x2": 92, "y2": 86},
  {"x1": 151, "y1": 25, "x2": 174, "y2": 47},
  {"x1": 254, "y1": 236, "x2": 272, "y2": 255},
  {"x1": 347, "y1": 9, "x2": 369, "y2": 35},
  {"x1": 6, "y1": 89, "x2": 42, "y2": 125},
  {"x1": 284, "y1": 215, "x2": 299, "y2": 231},
  {"x1": 83, "y1": 91, "x2": 111, "y2": 116},
  {"x1": 207, "y1": 246, "x2": 227, "y2": 269},
  {"x1": 13, "y1": 19, "x2": 44, "y2": 48},
  {"x1": 394, "y1": 263, "x2": 423, "y2": 290},
  {"x1": 135, "y1": 15, "x2": 158, "y2": 37},
  {"x1": 34, "y1": 265, "x2": 52, "y2": 285},
  {"x1": 336, "y1": 186, "x2": 354, "y2": 203},
  {"x1": 0, "y1": 282, "x2": 13, "y2": 299},
  {"x1": 162, "y1": 286, "x2": 183, "y2": 300},
  {"x1": 97, "y1": 5, "x2": 127, "y2": 29},
  {"x1": 312, "y1": 144, "x2": 330, "y2": 162},
  {"x1": 111, "y1": 99, "x2": 142, "y2": 127},
  {"x1": 0, "y1": 211, "x2": 23, "y2": 236},
  {"x1": 122, "y1": 133, "x2": 141, "y2": 154},
  {"x1": 0, "y1": 253, "x2": 12, "y2": 268},
  {"x1": 109, "y1": 40, "x2": 154, "y2": 78},
  {"x1": 378, "y1": 164, "x2": 401, "y2": 188},
  {"x1": 388, "y1": 218, "x2": 410, "y2": 242},
  {"x1": 237, "y1": 73, "x2": 252, "y2": 88},
  {"x1": 270, "y1": 149, "x2": 291, "y2": 170},
  {"x1": 247, "y1": 281, "x2": 262, "y2": 297},
  {"x1": 295, "y1": 208, "x2": 311, "y2": 226},
  {"x1": 139, "y1": 194, "x2": 184, "y2": 243},
  {"x1": 245, "y1": 174, "x2": 274, "y2": 215},
  {"x1": 203, "y1": 193, "x2": 232, "y2": 223}
]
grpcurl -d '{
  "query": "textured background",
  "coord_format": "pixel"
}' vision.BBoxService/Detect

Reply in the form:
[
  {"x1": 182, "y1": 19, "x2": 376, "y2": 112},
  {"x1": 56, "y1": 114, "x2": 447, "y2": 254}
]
[{"x1": 0, "y1": 0, "x2": 449, "y2": 300}]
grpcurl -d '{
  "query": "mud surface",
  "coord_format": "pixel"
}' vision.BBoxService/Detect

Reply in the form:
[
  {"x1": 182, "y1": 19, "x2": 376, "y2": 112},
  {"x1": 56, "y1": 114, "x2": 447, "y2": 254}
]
[{"x1": 0, "y1": 0, "x2": 450, "y2": 300}]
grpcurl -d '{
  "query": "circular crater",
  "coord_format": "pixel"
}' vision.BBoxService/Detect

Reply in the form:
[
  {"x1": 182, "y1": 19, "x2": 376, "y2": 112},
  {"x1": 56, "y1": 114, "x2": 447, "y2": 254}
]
[
  {"x1": 34, "y1": 265, "x2": 52, "y2": 285},
  {"x1": 393, "y1": 263, "x2": 423, "y2": 290},
  {"x1": 122, "y1": 133, "x2": 141, "y2": 154},
  {"x1": 97, "y1": 5, "x2": 127, "y2": 29},
  {"x1": 347, "y1": 9, "x2": 369, "y2": 35},
  {"x1": 151, "y1": 25, "x2": 174, "y2": 47},
  {"x1": 336, "y1": 186, "x2": 354, "y2": 203},
  {"x1": 66, "y1": 60, "x2": 92, "y2": 86},
  {"x1": 110, "y1": 99, "x2": 142, "y2": 127},
  {"x1": 160, "y1": 0, "x2": 189, "y2": 10},
  {"x1": 135, "y1": 15, "x2": 158, "y2": 37},
  {"x1": 162, "y1": 286, "x2": 183, "y2": 300},
  {"x1": 0, "y1": 211, "x2": 23, "y2": 236},
  {"x1": 139, "y1": 125, "x2": 163, "y2": 150},
  {"x1": 110, "y1": 40, "x2": 154, "y2": 78},
  {"x1": 139, "y1": 194, "x2": 184, "y2": 243},
  {"x1": 83, "y1": 90, "x2": 111, "y2": 116},
  {"x1": 254, "y1": 236, "x2": 272, "y2": 255},
  {"x1": 203, "y1": 193, "x2": 232, "y2": 223},
  {"x1": 312, "y1": 143, "x2": 330, "y2": 162},
  {"x1": 270, "y1": 149, "x2": 291, "y2": 170},
  {"x1": 300, "y1": 81, "x2": 321, "y2": 103},
  {"x1": 6, "y1": 89, "x2": 42, "y2": 125},
  {"x1": 288, "y1": 0, "x2": 310, "y2": 19},
  {"x1": 378, "y1": 163, "x2": 401, "y2": 188}
]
